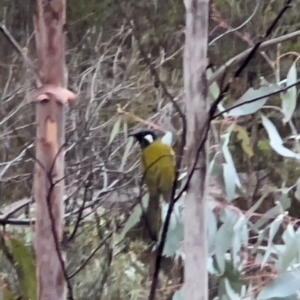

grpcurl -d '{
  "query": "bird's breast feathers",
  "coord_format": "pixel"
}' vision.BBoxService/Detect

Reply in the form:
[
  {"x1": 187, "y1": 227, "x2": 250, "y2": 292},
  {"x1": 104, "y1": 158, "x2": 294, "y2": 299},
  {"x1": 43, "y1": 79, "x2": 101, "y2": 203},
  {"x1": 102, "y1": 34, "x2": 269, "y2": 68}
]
[{"x1": 142, "y1": 141, "x2": 175, "y2": 168}]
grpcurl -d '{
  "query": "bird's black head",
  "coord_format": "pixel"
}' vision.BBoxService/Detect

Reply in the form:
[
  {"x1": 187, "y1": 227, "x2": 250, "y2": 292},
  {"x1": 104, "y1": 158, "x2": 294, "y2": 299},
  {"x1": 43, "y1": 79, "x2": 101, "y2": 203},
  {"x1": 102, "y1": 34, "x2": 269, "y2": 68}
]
[{"x1": 130, "y1": 130, "x2": 157, "y2": 149}]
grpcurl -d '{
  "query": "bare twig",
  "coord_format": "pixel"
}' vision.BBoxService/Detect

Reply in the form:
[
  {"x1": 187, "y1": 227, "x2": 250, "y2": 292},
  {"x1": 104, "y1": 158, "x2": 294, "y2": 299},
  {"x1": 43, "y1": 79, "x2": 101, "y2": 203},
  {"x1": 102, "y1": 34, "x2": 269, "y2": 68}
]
[
  {"x1": 45, "y1": 181, "x2": 74, "y2": 299},
  {"x1": 67, "y1": 176, "x2": 92, "y2": 242},
  {"x1": 209, "y1": 1, "x2": 260, "y2": 46},
  {"x1": 213, "y1": 79, "x2": 300, "y2": 119},
  {"x1": 210, "y1": 29, "x2": 300, "y2": 86},
  {"x1": 68, "y1": 233, "x2": 112, "y2": 279},
  {"x1": 175, "y1": 0, "x2": 295, "y2": 205},
  {"x1": 0, "y1": 24, "x2": 39, "y2": 80}
]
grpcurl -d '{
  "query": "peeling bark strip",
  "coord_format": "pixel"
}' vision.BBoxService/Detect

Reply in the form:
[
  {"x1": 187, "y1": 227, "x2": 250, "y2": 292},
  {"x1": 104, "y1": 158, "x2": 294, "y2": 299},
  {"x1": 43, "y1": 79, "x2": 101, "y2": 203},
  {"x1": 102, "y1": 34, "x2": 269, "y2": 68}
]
[
  {"x1": 183, "y1": 0, "x2": 209, "y2": 300},
  {"x1": 33, "y1": 0, "x2": 75, "y2": 299}
]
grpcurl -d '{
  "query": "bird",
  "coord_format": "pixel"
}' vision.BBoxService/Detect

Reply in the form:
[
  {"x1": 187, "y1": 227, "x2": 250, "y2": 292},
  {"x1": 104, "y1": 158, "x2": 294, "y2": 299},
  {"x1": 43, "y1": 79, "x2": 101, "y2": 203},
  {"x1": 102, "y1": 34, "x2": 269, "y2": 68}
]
[{"x1": 130, "y1": 130, "x2": 176, "y2": 241}]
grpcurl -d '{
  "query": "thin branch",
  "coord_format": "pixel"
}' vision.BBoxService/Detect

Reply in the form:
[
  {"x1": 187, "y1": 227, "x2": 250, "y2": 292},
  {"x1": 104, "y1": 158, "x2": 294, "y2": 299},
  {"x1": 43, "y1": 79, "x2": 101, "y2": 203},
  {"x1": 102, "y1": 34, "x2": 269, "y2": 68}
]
[
  {"x1": 116, "y1": 0, "x2": 187, "y2": 167},
  {"x1": 209, "y1": 0, "x2": 294, "y2": 118},
  {"x1": 0, "y1": 24, "x2": 40, "y2": 81},
  {"x1": 45, "y1": 181, "x2": 74, "y2": 300},
  {"x1": 67, "y1": 176, "x2": 92, "y2": 242},
  {"x1": 67, "y1": 233, "x2": 112, "y2": 279},
  {"x1": 149, "y1": 1, "x2": 293, "y2": 298},
  {"x1": 211, "y1": 4, "x2": 275, "y2": 71},
  {"x1": 209, "y1": 1, "x2": 260, "y2": 46},
  {"x1": 213, "y1": 79, "x2": 300, "y2": 119},
  {"x1": 209, "y1": 29, "x2": 300, "y2": 86},
  {"x1": 0, "y1": 199, "x2": 31, "y2": 220},
  {"x1": 0, "y1": 185, "x2": 117, "y2": 226},
  {"x1": 174, "y1": 0, "x2": 294, "y2": 205},
  {"x1": 116, "y1": 4, "x2": 188, "y2": 298}
]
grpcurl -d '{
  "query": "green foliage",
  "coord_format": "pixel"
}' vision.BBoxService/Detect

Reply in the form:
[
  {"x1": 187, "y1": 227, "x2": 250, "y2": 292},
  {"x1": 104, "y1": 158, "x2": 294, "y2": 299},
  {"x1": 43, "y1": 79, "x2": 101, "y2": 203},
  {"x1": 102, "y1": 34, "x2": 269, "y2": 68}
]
[
  {"x1": 161, "y1": 199, "x2": 184, "y2": 257},
  {"x1": 2, "y1": 0, "x2": 300, "y2": 298},
  {"x1": 8, "y1": 237, "x2": 37, "y2": 300},
  {"x1": 109, "y1": 117, "x2": 122, "y2": 145},
  {"x1": 203, "y1": 56, "x2": 300, "y2": 299},
  {"x1": 227, "y1": 82, "x2": 280, "y2": 117},
  {"x1": 0, "y1": 235, "x2": 36, "y2": 300},
  {"x1": 280, "y1": 63, "x2": 298, "y2": 123},
  {"x1": 119, "y1": 137, "x2": 134, "y2": 171},
  {"x1": 258, "y1": 139, "x2": 273, "y2": 152},
  {"x1": 233, "y1": 125, "x2": 254, "y2": 157},
  {"x1": 221, "y1": 129, "x2": 241, "y2": 201},
  {"x1": 258, "y1": 267, "x2": 300, "y2": 300},
  {"x1": 261, "y1": 114, "x2": 300, "y2": 159}
]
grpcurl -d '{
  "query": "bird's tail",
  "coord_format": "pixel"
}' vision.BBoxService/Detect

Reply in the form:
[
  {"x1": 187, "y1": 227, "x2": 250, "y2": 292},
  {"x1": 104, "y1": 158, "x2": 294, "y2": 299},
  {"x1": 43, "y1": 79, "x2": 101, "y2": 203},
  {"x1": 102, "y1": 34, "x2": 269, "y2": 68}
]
[{"x1": 142, "y1": 193, "x2": 162, "y2": 242}]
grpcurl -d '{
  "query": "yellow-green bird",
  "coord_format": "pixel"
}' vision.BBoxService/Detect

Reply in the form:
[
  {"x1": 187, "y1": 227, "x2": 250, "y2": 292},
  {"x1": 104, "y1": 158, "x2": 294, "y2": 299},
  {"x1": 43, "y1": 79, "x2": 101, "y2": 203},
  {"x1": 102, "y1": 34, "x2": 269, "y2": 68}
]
[{"x1": 131, "y1": 130, "x2": 176, "y2": 241}]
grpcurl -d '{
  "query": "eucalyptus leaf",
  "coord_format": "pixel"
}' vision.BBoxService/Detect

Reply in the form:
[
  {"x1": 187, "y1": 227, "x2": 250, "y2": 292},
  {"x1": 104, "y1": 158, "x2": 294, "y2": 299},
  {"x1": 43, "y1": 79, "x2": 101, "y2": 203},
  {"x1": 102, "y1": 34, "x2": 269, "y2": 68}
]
[
  {"x1": 261, "y1": 114, "x2": 284, "y2": 145},
  {"x1": 172, "y1": 288, "x2": 185, "y2": 300},
  {"x1": 208, "y1": 257, "x2": 219, "y2": 275},
  {"x1": 279, "y1": 228, "x2": 300, "y2": 272},
  {"x1": 209, "y1": 152, "x2": 224, "y2": 186},
  {"x1": 119, "y1": 138, "x2": 134, "y2": 171},
  {"x1": 161, "y1": 200, "x2": 184, "y2": 230},
  {"x1": 208, "y1": 151, "x2": 220, "y2": 175},
  {"x1": 261, "y1": 215, "x2": 283, "y2": 268},
  {"x1": 261, "y1": 114, "x2": 300, "y2": 159},
  {"x1": 254, "y1": 206, "x2": 281, "y2": 230},
  {"x1": 223, "y1": 163, "x2": 236, "y2": 202},
  {"x1": 161, "y1": 199, "x2": 185, "y2": 257},
  {"x1": 218, "y1": 278, "x2": 230, "y2": 300},
  {"x1": 222, "y1": 132, "x2": 241, "y2": 189},
  {"x1": 278, "y1": 193, "x2": 292, "y2": 210},
  {"x1": 258, "y1": 267, "x2": 300, "y2": 300},
  {"x1": 218, "y1": 102, "x2": 229, "y2": 118},
  {"x1": 232, "y1": 233, "x2": 242, "y2": 269},
  {"x1": 268, "y1": 215, "x2": 283, "y2": 245},
  {"x1": 207, "y1": 67, "x2": 220, "y2": 100},
  {"x1": 233, "y1": 216, "x2": 248, "y2": 245},
  {"x1": 215, "y1": 221, "x2": 234, "y2": 274},
  {"x1": 282, "y1": 223, "x2": 295, "y2": 245},
  {"x1": 224, "y1": 278, "x2": 240, "y2": 300},
  {"x1": 234, "y1": 125, "x2": 254, "y2": 157},
  {"x1": 246, "y1": 189, "x2": 271, "y2": 217},
  {"x1": 123, "y1": 120, "x2": 128, "y2": 139},
  {"x1": 9, "y1": 237, "x2": 37, "y2": 300},
  {"x1": 281, "y1": 62, "x2": 298, "y2": 123},
  {"x1": 208, "y1": 205, "x2": 218, "y2": 254},
  {"x1": 228, "y1": 84, "x2": 280, "y2": 117},
  {"x1": 108, "y1": 118, "x2": 121, "y2": 145},
  {"x1": 162, "y1": 221, "x2": 184, "y2": 257},
  {"x1": 254, "y1": 192, "x2": 291, "y2": 230}
]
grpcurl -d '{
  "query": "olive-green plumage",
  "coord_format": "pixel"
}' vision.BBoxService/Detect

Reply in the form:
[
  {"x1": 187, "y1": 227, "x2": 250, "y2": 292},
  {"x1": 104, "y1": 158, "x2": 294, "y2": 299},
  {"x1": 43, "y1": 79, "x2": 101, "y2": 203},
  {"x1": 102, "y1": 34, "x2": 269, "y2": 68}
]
[{"x1": 131, "y1": 130, "x2": 176, "y2": 241}]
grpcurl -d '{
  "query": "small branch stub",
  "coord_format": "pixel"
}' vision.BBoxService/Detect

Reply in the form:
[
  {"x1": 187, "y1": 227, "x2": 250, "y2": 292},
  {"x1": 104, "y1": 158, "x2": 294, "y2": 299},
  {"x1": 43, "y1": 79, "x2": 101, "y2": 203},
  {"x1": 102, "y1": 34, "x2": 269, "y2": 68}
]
[{"x1": 30, "y1": 84, "x2": 78, "y2": 106}]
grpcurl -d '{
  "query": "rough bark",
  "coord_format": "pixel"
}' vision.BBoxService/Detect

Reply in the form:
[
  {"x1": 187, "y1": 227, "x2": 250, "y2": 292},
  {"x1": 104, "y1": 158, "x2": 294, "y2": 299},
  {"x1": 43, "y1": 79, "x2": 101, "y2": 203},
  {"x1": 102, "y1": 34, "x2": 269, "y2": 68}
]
[
  {"x1": 33, "y1": 1, "x2": 76, "y2": 299},
  {"x1": 183, "y1": 0, "x2": 210, "y2": 299}
]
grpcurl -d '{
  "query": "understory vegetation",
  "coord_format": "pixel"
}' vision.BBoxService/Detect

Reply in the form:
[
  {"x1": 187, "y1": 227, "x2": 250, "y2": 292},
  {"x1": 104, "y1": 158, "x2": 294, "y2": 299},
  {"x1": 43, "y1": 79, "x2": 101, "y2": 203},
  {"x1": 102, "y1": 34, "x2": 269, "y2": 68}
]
[{"x1": 1, "y1": 0, "x2": 300, "y2": 299}]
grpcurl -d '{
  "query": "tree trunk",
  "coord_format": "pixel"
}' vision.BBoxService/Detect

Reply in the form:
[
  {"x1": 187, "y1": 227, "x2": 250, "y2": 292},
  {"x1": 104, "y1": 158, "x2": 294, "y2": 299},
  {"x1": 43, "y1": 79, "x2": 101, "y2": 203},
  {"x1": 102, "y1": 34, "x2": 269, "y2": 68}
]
[
  {"x1": 183, "y1": 0, "x2": 210, "y2": 299},
  {"x1": 33, "y1": 1, "x2": 76, "y2": 299}
]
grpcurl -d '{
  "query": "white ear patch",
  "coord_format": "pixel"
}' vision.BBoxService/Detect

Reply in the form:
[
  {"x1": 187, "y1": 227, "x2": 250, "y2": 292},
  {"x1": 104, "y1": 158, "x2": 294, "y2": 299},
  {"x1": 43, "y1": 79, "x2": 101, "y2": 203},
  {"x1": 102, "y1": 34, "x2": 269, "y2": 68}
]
[
  {"x1": 161, "y1": 131, "x2": 173, "y2": 146},
  {"x1": 144, "y1": 134, "x2": 154, "y2": 144}
]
